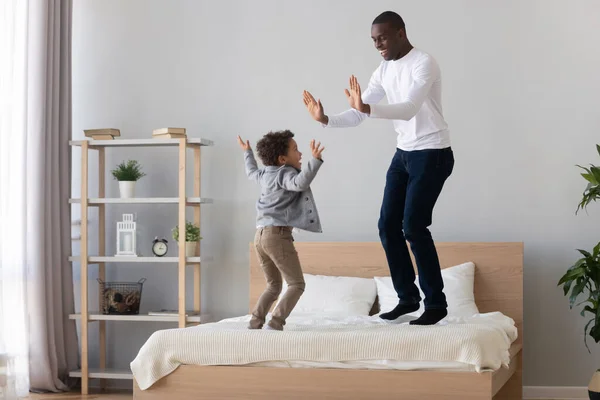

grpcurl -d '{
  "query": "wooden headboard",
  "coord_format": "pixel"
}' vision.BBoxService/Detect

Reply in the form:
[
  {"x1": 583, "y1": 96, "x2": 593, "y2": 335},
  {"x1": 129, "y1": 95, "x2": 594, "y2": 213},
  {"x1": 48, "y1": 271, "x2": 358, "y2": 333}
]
[{"x1": 249, "y1": 242, "x2": 523, "y2": 343}]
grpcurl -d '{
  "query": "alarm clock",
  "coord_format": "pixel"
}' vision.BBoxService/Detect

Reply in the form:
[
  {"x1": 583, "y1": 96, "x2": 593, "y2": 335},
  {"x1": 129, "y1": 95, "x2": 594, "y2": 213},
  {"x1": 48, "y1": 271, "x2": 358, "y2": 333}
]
[{"x1": 151, "y1": 237, "x2": 168, "y2": 257}]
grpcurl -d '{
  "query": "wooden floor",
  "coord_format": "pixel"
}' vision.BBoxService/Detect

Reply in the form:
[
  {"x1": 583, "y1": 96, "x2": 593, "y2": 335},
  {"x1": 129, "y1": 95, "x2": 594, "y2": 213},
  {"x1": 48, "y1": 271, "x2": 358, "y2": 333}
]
[
  {"x1": 23, "y1": 391, "x2": 562, "y2": 400},
  {"x1": 26, "y1": 391, "x2": 132, "y2": 400}
]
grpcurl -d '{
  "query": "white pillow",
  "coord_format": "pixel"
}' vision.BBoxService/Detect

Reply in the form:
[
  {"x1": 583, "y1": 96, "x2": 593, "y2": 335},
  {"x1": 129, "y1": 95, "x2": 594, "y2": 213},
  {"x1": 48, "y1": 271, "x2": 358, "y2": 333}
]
[
  {"x1": 374, "y1": 262, "x2": 478, "y2": 318},
  {"x1": 276, "y1": 273, "x2": 377, "y2": 316}
]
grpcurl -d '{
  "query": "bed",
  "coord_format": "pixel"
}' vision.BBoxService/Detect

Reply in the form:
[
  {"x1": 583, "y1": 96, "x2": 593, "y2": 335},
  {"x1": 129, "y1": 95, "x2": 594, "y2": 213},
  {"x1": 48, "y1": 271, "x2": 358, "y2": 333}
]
[{"x1": 131, "y1": 241, "x2": 523, "y2": 400}]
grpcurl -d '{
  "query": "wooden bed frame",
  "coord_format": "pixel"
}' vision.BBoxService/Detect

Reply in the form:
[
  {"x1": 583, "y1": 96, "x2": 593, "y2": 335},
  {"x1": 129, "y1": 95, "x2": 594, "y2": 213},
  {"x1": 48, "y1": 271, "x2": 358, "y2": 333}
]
[{"x1": 133, "y1": 241, "x2": 523, "y2": 400}]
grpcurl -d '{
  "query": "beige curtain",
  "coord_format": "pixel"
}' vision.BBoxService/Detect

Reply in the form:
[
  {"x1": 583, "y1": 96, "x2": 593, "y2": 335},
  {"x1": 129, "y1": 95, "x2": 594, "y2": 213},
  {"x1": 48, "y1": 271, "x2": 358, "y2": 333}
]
[{"x1": 0, "y1": 0, "x2": 78, "y2": 395}]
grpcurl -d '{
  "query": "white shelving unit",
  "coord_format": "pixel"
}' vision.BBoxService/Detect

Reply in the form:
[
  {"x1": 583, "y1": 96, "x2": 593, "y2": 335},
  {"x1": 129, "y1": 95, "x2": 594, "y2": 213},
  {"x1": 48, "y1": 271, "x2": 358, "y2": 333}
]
[{"x1": 69, "y1": 137, "x2": 213, "y2": 394}]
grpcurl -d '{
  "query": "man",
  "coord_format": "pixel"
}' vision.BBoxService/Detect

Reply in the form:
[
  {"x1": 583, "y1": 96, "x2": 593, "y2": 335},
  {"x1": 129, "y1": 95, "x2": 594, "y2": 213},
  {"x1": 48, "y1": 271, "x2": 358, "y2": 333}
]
[{"x1": 303, "y1": 11, "x2": 454, "y2": 325}]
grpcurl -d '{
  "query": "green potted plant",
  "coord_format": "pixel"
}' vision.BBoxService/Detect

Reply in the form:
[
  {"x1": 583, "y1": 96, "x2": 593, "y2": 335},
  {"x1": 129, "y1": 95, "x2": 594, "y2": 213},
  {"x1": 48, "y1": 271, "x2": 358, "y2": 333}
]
[
  {"x1": 558, "y1": 144, "x2": 600, "y2": 400},
  {"x1": 172, "y1": 221, "x2": 202, "y2": 257},
  {"x1": 111, "y1": 160, "x2": 146, "y2": 198}
]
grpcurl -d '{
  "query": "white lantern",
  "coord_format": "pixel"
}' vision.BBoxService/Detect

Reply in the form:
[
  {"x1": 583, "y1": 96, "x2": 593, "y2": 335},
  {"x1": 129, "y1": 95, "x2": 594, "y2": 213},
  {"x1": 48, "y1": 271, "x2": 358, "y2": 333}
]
[{"x1": 116, "y1": 213, "x2": 137, "y2": 257}]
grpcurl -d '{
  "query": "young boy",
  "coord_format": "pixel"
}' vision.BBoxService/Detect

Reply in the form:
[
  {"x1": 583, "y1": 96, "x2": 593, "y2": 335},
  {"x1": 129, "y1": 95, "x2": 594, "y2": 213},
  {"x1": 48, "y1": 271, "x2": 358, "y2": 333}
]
[{"x1": 237, "y1": 130, "x2": 324, "y2": 331}]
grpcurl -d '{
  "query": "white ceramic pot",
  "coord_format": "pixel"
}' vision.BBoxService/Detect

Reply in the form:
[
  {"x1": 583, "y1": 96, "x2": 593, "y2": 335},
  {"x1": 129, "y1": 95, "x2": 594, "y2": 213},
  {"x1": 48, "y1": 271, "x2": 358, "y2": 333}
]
[
  {"x1": 185, "y1": 242, "x2": 198, "y2": 257},
  {"x1": 118, "y1": 181, "x2": 135, "y2": 198},
  {"x1": 589, "y1": 370, "x2": 600, "y2": 399}
]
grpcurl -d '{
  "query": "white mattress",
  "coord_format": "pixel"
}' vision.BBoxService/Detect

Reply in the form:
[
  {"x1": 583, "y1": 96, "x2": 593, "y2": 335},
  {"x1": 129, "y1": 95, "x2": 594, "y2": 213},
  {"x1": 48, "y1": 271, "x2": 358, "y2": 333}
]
[
  {"x1": 131, "y1": 312, "x2": 518, "y2": 390},
  {"x1": 247, "y1": 358, "x2": 474, "y2": 372}
]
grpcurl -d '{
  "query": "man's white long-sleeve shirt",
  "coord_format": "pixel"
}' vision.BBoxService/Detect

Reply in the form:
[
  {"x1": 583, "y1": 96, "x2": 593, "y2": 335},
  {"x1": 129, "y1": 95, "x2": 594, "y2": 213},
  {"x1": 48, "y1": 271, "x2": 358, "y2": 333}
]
[{"x1": 326, "y1": 48, "x2": 451, "y2": 151}]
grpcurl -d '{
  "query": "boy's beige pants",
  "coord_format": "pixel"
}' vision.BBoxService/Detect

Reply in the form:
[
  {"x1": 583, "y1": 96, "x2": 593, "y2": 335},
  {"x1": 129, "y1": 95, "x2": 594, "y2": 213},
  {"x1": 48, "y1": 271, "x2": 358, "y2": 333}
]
[{"x1": 249, "y1": 226, "x2": 305, "y2": 330}]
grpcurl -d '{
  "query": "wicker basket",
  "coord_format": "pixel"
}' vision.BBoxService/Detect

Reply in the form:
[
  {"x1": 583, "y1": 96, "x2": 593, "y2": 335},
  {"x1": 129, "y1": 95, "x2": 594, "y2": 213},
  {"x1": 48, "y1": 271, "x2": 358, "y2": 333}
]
[{"x1": 98, "y1": 278, "x2": 146, "y2": 315}]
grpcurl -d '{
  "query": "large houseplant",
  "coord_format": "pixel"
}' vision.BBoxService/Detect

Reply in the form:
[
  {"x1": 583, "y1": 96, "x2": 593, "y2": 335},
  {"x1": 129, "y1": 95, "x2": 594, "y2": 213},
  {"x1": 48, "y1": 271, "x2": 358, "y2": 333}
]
[
  {"x1": 559, "y1": 144, "x2": 600, "y2": 348},
  {"x1": 558, "y1": 144, "x2": 600, "y2": 399}
]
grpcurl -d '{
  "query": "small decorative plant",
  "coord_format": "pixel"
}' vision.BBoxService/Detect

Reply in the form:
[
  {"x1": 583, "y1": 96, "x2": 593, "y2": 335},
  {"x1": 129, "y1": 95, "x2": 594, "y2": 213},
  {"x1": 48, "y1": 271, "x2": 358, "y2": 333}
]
[
  {"x1": 558, "y1": 144, "x2": 600, "y2": 352},
  {"x1": 111, "y1": 160, "x2": 146, "y2": 181},
  {"x1": 172, "y1": 221, "x2": 202, "y2": 242},
  {"x1": 172, "y1": 221, "x2": 202, "y2": 257},
  {"x1": 112, "y1": 160, "x2": 145, "y2": 198}
]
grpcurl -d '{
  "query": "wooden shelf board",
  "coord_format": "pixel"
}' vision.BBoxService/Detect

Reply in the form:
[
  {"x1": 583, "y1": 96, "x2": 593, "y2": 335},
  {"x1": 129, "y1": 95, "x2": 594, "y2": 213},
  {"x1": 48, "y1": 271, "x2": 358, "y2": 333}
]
[
  {"x1": 68, "y1": 256, "x2": 203, "y2": 263},
  {"x1": 68, "y1": 313, "x2": 206, "y2": 323},
  {"x1": 69, "y1": 368, "x2": 133, "y2": 380},
  {"x1": 69, "y1": 197, "x2": 213, "y2": 204},
  {"x1": 69, "y1": 138, "x2": 214, "y2": 147}
]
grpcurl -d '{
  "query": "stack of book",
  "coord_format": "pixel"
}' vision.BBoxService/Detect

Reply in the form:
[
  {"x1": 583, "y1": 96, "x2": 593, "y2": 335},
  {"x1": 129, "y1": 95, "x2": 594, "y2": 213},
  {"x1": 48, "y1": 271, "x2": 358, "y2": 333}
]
[
  {"x1": 152, "y1": 127, "x2": 186, "y2": 139},
  {"x1": 84, "y1": 128, "x2": 120, "y2": 140}
]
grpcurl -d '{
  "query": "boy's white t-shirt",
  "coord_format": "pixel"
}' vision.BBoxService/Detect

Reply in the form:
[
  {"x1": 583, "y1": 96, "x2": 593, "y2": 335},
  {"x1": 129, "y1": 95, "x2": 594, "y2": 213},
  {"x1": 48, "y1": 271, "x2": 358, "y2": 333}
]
[{"x1": 326, "y1": 47, "x2": 451, "y2": 151}]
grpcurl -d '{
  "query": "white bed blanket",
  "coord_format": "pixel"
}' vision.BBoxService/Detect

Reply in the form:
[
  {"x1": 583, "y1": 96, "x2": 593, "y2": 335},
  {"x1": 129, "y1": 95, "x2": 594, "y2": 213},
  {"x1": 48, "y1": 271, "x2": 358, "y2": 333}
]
[{"x1": 131, "y1": 312, "x2": 518, "y2": 390}]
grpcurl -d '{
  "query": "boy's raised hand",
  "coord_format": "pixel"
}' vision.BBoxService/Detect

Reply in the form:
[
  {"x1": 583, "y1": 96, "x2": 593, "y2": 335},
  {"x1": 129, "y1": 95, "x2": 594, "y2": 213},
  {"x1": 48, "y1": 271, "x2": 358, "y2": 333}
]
[
  {"x1": 237, "y1": 135, "x2": 251, "y2": 151},
  {"x1": 310, "y1": 139, "x2": 325, "y2": 160}
]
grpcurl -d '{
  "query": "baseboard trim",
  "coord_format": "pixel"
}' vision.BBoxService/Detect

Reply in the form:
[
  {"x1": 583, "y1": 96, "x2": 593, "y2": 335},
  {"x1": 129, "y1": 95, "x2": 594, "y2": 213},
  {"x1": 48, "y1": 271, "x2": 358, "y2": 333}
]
[
  {"x1": 70, "y1": 385, "x2": 591, "y2": 399},
  {"x1": 524, "y1": 386, "x2": 588, "y2": 399}
]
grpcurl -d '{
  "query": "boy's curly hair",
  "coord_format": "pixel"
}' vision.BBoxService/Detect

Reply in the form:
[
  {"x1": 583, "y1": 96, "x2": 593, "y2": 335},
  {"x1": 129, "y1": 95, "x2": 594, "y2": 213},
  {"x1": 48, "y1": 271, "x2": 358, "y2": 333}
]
[{"x1": 256, "y1": 130, "x2": 295, "y2": 166}]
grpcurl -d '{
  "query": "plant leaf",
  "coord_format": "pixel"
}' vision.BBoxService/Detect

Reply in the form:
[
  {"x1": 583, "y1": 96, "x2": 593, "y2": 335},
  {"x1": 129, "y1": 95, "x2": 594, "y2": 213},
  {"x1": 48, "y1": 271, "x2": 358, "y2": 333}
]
[
  {"x1": 558, "y1": 266, "x2": 586, "y2": 286},
  {"x1": 594, "y1": 242, "x2": 600, "y2": 258},
  {"x1": 577, "y1": 249, "x2": 593, "y2": 258},
  {"x1": 591, "y1": 290, "x2": 600, "y2": 309},
  {"x1": 585, "y1": 318, "x2": 594, "y2": 353},
  {"x1": 563, "y1": 279, "x2": 574, "y2": 296},
  {"x1": 569, "y1": 278, "x2": 587, "y2": 308},
  {"x1": 577, "y1": 164, "x2": 592, "y2": 174},
  {"x1": 575, "y1": 297, "x2": 594, "y2": 307},
  {"x1": 572, "y1": 258, "x2": 586, "y2": 270},
  {"x1": 592, "y1": 312, "x2": 600, "y2": 343},
  {"x1": 591, "y1": 166, "x2": 600, "y2": 183},
  {"x1": 558, "y1": 263, "x2": 580, "y2": 283},
  {"x1": 582, "y1": 305, "x2": 596, "y2": 317},
  {"x1": 558, "y1": 273, "x2": 574, "y2": 286},
  {"x1": 596, "y1": 144, "x2": 600, "y2": 157},
  {"x1": 581, "y1": 173, "x2": 597, "y2": 184}
]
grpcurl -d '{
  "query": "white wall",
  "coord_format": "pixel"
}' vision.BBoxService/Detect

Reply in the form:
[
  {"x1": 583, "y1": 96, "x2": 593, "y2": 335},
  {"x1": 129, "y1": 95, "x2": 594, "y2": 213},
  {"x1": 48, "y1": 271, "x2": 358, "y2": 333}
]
[{"x1": 72, "y1": 0, "x2": 600, "y2": 388}]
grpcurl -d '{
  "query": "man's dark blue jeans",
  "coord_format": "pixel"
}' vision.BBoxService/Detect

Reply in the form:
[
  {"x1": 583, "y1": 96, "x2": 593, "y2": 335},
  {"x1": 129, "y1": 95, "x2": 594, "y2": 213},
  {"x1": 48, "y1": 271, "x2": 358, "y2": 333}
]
[{"x1": 378, "y1": 146, "x2": 454, "y2": 311}]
